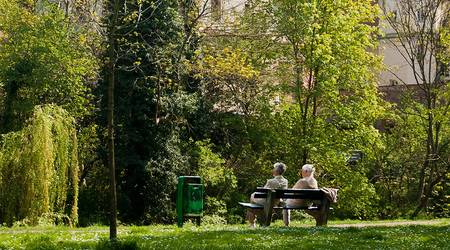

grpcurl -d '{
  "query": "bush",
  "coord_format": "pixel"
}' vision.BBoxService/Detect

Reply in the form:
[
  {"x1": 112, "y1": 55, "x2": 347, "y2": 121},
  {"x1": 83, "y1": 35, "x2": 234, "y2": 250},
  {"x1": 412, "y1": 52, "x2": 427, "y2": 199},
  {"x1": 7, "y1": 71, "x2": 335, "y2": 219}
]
[
  {"x1": 194, "y1": 141, "x2": 237, "y2": 217},
  {"x1": 226, "y1": 214, "x2": 243, "y2": 224},
  {"x1": 201, "y1": 215, "x2": 227, "y2": 225}
]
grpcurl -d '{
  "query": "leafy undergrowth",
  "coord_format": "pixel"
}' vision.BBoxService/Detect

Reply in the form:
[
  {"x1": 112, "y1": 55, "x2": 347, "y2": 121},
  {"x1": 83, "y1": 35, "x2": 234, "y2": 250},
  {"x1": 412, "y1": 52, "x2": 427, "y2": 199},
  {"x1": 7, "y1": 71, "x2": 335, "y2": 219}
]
[{"x1": 0, "y1": 219, "x2": 448, "y2": 249}]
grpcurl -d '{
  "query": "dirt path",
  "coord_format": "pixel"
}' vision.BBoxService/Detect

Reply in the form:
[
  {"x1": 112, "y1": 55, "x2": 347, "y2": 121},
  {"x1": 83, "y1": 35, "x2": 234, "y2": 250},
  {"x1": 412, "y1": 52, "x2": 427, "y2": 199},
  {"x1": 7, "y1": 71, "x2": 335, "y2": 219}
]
[{"x1": 329, "y1": 220, "x2": 449, "y2": 228}]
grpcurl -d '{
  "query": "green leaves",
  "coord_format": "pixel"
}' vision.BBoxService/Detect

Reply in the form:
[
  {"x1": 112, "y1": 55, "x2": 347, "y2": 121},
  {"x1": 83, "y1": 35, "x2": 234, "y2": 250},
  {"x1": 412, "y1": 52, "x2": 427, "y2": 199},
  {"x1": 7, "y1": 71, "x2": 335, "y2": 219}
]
[
  {"x1": 0, "y1": 105, "x2": 79, "y2": 226},
  {"x1": 231, "y1": 0, "x2": 386, "y2": 218},
  {"x1": 195, "y1": 140, "x2": 237, "y2": 217},
  {"x1": 0, "y1": 0, "x2": 98, "y2": 132}
]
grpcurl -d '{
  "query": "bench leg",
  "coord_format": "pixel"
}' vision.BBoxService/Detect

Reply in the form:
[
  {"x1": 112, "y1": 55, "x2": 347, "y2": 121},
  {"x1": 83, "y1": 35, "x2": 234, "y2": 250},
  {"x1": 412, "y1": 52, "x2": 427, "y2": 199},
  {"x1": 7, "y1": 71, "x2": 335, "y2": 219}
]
[
  {"x1": 247, "y1": 209, "x2": 257, "y2": 227},
  {"x1": 283, "y1": 210, "x2": 290, "y2": 226},
  {"x1": 315, "y1": 199, "x2": 330, "y2": 227},
  {"x1": 263, "y1": 190, "x2": 276, "y2": 227},
  {"x1": 315, "y1": 214, "x2": 325, "y2": 226}
]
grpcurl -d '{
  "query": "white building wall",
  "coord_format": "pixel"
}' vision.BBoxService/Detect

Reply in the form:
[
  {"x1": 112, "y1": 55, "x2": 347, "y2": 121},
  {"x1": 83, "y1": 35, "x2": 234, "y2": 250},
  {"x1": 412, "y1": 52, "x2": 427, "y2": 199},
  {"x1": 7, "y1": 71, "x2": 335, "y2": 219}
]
[
  {"x1": 378, "y1": 39, "x2": 435, "y2": 86},
  {"x1": 222, "y1": 0, "x2": 247, "y2": 12},
  {"x1": 200, "y1": 0, "x2": 246, "y2": 23},
  {"x1": 378, "y1": 0, "x2": 445, "y2": 86}
]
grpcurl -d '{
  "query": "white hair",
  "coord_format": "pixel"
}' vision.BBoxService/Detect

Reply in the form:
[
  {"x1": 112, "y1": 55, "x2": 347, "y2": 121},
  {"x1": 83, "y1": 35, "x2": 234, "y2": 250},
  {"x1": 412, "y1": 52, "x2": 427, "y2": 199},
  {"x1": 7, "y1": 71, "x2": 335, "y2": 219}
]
[
  {"x1": 302, "y1": 164, "x2": 315, "y2": 175},
  {"x1": 273, "y1": 162, "x2": 287, "y2": 175}
]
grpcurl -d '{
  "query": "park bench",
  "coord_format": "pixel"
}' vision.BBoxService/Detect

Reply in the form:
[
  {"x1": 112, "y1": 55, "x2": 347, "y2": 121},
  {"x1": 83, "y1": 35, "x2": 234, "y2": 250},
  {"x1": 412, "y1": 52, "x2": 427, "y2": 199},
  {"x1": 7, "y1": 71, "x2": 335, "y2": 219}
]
[{"x1": 239, "y1": 187, "x2": 332, "y2": 227}]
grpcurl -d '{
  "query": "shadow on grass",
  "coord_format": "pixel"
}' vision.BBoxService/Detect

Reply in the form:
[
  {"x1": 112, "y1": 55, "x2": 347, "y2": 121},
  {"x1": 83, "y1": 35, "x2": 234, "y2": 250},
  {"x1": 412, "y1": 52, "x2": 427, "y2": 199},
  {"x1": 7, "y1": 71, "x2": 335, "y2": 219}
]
[{"x1": 0, "y1": 236, "x2": 138, "y2": 250}]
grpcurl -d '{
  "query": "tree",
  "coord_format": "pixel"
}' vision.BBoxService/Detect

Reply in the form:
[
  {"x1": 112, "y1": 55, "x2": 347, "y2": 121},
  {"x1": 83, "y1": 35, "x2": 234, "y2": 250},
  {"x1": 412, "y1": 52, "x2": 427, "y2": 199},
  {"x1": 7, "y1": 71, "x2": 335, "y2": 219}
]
[
  {"x1": 219, "y1": 0, "x2": 387, "y2": 218},
  {"x1": 98, "y1": 0, "x2": 200, "y2": 227},
  {"x1": 0, "y1": 0, "x2": 99, "y2": 226},
  {"x1": 380, "y1": 0, "x2": 450, "y2": 217},
  {"x1": 0, "y1": 0, "x2": 97, "y2": 133},
  {"x1": 0, "y1": 105, "x2": 79, "y2": 226},
  {"x1": 104, "y1": 0, "x2": 119, "y2": 240}
]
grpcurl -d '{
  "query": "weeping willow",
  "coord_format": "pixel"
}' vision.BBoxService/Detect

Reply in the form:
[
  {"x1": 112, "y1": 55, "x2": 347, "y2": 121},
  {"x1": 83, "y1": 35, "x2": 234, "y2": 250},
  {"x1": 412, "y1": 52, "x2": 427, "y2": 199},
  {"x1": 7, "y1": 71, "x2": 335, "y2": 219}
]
[{"x1": 0, "y1": 105, "x2": 79, "y2": 226}]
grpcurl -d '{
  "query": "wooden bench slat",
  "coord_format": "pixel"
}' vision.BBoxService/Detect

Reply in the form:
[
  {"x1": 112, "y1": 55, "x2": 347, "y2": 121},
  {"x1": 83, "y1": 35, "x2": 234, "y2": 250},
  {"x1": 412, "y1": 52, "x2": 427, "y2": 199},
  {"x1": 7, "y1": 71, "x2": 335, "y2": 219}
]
[
  {"x1": 253, "y1": 194, "x2": 325, "y2": 199},
  {"x1": 253, "y1": 190, "x2": 325, "y2": 200},
  {"x1": 238, "y1": 202, "x2": 264, "y2": 209},
  {"x1": 282, "y1": 205, "x2": 313, "y2": 210},
  {"x1": 281, "y1": 194, "x2": 324, "y2": 199},
  {"x1": 239, "y1": 202, "x2": 332, "y2": 211}
]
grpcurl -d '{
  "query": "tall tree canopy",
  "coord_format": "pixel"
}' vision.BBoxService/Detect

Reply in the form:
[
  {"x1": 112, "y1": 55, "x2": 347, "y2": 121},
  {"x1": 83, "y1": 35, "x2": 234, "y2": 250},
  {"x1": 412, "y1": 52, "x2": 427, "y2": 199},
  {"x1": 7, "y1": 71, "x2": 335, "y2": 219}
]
[
  {"x1": 378, "y1": 0, "x2": 450, "y2": 217},
  {"x1": 0, "y1": 0, "x2": 97, "y2": 133},
  {"x1": 211, "y1": 0, "x2": 387, "y2": 218},
  {"x1": 99, "y1": 0, "x2": 198, "y2": 224}
]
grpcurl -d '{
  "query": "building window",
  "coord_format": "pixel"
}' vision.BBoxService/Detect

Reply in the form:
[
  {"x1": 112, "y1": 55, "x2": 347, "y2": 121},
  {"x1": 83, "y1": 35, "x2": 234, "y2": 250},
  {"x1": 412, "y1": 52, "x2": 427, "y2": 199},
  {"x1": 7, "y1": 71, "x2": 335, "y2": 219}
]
[
  {"x1": 390, "y1": 10, "x2": 398, "y2": 21},
  {"x1": 417, "y1": 9, "x2": 425, "y2": 23},
  {"x1": 211, "y1": 0, "x2": 222, "y2": 20},
  {"x1": 389, "y1": 79, "x2": 399, "y2": 86},
  {"x1": 442, "y1": 65, "x2": 450, "y2": 80}
]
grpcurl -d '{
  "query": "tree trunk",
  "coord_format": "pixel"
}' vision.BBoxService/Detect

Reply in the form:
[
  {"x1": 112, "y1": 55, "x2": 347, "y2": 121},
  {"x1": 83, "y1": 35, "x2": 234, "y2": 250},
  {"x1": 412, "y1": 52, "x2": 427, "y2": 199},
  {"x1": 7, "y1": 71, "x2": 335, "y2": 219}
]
[
  {"x1": 107, "y1": 49, "x2": 118, "y2": 241},
  {"x1": 107, "y1": 0, "x2": 119, "y2": 241}
]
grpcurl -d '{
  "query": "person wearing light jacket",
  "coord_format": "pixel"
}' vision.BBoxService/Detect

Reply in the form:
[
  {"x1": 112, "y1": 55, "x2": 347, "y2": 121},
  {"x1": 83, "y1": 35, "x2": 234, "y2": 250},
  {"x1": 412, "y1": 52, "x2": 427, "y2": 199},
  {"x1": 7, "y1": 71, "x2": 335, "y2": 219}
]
[
  {"x1": 247, "y1": 162, "x2": 288, "y2": 227},
  {"x1": 283, "y1": 164, "x2": 318, "y2": 226}
]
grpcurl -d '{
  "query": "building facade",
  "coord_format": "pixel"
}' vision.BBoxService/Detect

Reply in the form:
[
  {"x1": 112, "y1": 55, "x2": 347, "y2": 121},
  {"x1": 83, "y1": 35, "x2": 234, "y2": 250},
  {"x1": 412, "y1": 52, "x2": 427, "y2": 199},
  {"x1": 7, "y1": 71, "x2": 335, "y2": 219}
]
[
  {"x1": 378, "y1": 0, "x2": 449, "y2": 87},
  {"x1": 205, "y1": 0, "x2": 449, "y2": 90}
]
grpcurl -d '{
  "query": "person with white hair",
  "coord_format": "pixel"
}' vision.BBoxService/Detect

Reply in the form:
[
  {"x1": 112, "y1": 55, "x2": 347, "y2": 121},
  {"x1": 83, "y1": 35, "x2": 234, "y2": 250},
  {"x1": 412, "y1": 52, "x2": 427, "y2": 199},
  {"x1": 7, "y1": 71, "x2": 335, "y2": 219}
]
[
  {"x1": 283, "y1": 164, "x2": 318, "y2": 226},
  {"x1": 247, "y1": 162, "x2": 288, "y2": 227},
  {"x1": 293, "y1": 164, "x2": 317, "y2": 190}
]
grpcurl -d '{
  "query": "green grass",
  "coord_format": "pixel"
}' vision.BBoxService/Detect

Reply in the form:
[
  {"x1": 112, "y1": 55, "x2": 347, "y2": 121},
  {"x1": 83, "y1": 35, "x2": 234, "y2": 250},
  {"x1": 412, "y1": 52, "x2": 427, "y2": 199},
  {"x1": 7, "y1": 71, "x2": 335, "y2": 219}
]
[{"x1": 0, "y1": 219, "x2": 448, "y2": 249}]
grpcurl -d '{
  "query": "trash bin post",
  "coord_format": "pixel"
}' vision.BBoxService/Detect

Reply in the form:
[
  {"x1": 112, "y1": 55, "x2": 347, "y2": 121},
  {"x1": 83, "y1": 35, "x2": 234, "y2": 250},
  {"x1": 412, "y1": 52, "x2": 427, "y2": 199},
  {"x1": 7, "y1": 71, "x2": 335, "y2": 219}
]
[{"x1": 176, "y1": 176, "x2": 203, "y2": 228}]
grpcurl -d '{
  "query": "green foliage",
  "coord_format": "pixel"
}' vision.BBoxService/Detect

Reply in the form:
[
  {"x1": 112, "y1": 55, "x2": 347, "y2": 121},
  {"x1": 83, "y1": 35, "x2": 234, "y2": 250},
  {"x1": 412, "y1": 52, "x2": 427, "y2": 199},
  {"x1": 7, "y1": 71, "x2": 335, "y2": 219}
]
[
  {"x1": 0, "y1": 105, "x2": 79, "y2": 226},
  {"x1": 333, "y1": 168, "x2": 378, "y2": 219},
  {"x1": 142, "y1": 132, "x2": 191, "y2": 223},
  {"x1": 378, "y1": 0, "x2": 449, "y2": 217},
  {"x1": 201, "y1": 215, "x2": 227, "y2": 225},
  {"x1": 190, "y1": 46, "x2": 265, "y2": 117},
  {"x1": 97, "y1": 0, "x2": 201, "y2": 224},
  {"x1": 0, "y1": 0, "x2": 98, "y2": 132},
  {"x1": 202, "y1": 0, "x2": 386, "y2": 219},
  {"x1": 372, "y1": 90, "x2": 450, "y2": 217},
  {"x1": 194, "y1": 141, "x2": 237, "y2": 217},
  {"x1": 428, "y1": 172, "x2": 450, "y2": 218}
]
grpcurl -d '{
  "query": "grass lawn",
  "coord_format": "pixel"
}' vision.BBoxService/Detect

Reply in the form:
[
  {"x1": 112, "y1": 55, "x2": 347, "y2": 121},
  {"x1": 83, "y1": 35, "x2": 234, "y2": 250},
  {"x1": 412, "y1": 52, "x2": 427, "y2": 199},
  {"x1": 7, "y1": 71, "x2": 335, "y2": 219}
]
[{"x1": 0, "y1": 219, "x2": 448, "y2": 249}]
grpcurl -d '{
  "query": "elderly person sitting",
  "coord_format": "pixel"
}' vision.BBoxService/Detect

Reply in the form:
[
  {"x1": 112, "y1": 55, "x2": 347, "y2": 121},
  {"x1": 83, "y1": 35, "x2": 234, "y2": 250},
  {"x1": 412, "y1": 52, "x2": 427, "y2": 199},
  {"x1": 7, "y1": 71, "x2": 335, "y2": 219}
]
[
  {"x1": 283, "y1": 164, "x2": 318, "y2": 226},
  {"x1": 291, "y1": 164, "x2": 317, "y2": 191},
  {"x1": 247, "y1": 162, "x2": 288, "y2": 227}
]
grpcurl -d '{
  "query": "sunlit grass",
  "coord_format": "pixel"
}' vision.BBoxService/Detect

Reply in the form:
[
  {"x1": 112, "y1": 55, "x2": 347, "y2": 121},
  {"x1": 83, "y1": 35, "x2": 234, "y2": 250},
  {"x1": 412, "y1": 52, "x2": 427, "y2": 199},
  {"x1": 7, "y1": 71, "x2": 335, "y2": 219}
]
[{"x1": 0, "y1": 219, "x2": 448, "y2": 249}]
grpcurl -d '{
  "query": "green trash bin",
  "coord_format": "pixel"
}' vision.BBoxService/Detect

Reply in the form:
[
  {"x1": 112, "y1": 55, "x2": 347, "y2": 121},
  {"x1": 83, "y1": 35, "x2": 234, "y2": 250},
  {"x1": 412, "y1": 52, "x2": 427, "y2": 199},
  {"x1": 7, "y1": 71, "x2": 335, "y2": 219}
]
[{"x1": 176, "y1": 176, "x2": 203, "y2": 227}]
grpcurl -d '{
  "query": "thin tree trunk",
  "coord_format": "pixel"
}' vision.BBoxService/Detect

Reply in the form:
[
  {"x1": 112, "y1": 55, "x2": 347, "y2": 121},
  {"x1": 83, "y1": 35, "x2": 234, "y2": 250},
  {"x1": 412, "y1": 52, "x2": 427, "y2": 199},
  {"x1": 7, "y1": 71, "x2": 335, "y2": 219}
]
[
  {"x1": 107, "y1": 0, "x2": 119, "y2": 241},
  {"x1": 107, "y1": 56, "x2": 117, "y2": 240},
  {"x1": 412, "y1": 170, "x2": 445, "y2": 217}
]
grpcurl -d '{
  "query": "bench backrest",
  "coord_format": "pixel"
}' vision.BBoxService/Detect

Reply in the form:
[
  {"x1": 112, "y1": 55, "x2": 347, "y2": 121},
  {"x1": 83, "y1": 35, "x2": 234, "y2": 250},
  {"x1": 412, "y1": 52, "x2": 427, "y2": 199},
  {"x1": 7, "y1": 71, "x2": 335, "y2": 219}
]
[{"x1": 253, "y1": 187, "x2": 325, "y2": 200}]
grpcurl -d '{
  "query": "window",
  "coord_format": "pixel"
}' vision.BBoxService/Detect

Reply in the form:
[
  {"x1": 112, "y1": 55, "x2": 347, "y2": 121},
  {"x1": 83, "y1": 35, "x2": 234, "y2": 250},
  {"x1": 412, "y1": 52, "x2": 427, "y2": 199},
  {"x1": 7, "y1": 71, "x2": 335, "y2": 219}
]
[
  {"x1": 391, "y1": 10, "x2": 398, "y2": 21},
  {"x1": 211, "y1": 0, "x2": 222, "y2": 20},
  {"x1": 417, "y1": 9, "x2": 426, "y2": 23},
  {"x1": 442, "y1": 65, "x2": 450, "y2": 80},
  {"x1": 389, "y1": 79, "x2": 399, "y2": 86}
]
